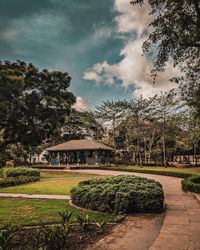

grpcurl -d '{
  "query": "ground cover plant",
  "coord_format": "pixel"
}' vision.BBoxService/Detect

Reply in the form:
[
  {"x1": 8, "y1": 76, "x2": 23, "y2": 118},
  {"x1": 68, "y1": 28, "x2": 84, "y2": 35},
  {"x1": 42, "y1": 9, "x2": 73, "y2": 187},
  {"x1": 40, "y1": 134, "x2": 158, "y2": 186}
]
[
  {"x1": 0, "y1": 173, "x2": 98, "y2": 195},
  {"x1": 182, "y1": 175, "x2": 200, "y2": 194},
  {"x1": 71, "y1": 175, "x2": 164, "y2": 214}
]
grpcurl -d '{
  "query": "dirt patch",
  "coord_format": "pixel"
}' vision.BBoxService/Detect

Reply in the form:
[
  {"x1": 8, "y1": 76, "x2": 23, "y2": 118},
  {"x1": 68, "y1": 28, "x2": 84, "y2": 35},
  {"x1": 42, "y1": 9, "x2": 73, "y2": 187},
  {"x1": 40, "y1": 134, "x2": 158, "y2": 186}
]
[{"x1": 10, "y1": 224, "x2": 115, "y2": 250}]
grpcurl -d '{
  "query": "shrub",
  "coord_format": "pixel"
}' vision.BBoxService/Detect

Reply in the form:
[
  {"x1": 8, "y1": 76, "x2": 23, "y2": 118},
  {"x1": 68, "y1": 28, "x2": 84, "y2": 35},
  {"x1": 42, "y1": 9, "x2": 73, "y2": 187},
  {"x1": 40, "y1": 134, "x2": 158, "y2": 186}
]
[
  {"x1": 3, "y1": 167, "x2": 40, "y2": 179},
  {"x1": 71, "y1": 175, "x2": 164, "y2": 214},
  {"x1": 100, "y1": 167, "x2": 193, "y2": 178},
  {"x1": 0, "y1": 176, "x2": 40, "y2": 188},
  {"x1": 182, "y1": 175, "x2": 200, "y2": 194}
]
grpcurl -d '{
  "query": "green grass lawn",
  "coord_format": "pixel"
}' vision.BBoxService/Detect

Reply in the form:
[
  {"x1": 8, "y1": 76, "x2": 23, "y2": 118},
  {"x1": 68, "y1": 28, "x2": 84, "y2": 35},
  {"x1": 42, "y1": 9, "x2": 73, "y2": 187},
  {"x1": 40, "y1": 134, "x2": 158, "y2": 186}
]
[
  {"x1": 0, "y1": 174, "x2": 99, "y2": 195},
  {"x1": 110, "y1": 166, "x2": 200, "y2": 176},
  {"x1": 0, "y1": 198, "x2": 121, "y2": 227}
]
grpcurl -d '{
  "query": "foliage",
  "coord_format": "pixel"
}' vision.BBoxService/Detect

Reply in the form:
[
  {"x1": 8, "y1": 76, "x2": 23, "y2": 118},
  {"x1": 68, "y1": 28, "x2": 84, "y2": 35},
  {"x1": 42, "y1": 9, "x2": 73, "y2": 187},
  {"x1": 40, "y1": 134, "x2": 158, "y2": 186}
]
[
  {"x1": 0, "y1": 198, "x2": 119, "y2": 229},
  {"x1": 182, "y1": 175, "x2": 200, "y2": 193},
  {"x1": 0, "y1": 60, "x2": 75, "y2": 153},
  {"x1": 0, "y1": 175, "x2": 96, "y2": 195},
  {"x1": 131, "y1": 0, "x2": 200, "y2": 73},
  {"x1": 100, "y1": 166, "x2": 193, "y2": 178},
  {"x1": 75, "y1": 214, "x2": 91, "y2": 231},
  {"x1": 59, "y1": 110, "x2": 103, "y2": 142},
  {"x1": 3, "y1": 167, "x2": 40, "y2": 178},
  {"x1": 131, "y1": 0, "x2": 200, "y2": 114},
  {"x1": 0, "y1": 176, "x2": 40, "y2": 188},
  {"x1": 95, "y1": 100, "x2": 124, "y2": 148},
  {"x1": 71, "y1": 175, "x2": 164, "y2": 214},
  {"x1": 0, "y1": 223, "x2": 16, "y2": 250},
  {"x1": 0, "y1": 207, "x2": 109, "y2": 250},
  {"x1": 39, "y1": 224, "x2": 70, "y2": 250}
]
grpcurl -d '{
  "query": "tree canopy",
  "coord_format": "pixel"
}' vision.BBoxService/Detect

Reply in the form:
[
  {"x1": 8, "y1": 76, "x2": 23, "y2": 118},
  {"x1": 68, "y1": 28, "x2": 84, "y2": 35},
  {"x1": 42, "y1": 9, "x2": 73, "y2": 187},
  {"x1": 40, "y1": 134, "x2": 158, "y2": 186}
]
[
  {"x1": 0, "y1": 60, "x2": 76, "y2": 149},
  {"x1": 131, "y1": 0, "x2": 200, "y2": 114}
]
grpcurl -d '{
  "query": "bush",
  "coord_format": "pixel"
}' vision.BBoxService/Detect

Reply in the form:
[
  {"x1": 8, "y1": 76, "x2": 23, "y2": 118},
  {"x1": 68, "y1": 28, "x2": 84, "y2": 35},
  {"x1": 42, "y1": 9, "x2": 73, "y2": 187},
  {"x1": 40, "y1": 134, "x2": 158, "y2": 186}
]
[
  {"x1": 182, "y1": 175, "x2": 200, "y2": 194},
  {"x1": 3, "y1": 167, "x2": 40, "y2": 179},
  {"x1": 100, "y1": 167, "x2": 193, "y2": 178},
  {"x1": 0, "y1": 176, "x2": 40, "y2": 188},
  {"x1": 71, "y1": 175, "x2": 164, "y2": 214}
]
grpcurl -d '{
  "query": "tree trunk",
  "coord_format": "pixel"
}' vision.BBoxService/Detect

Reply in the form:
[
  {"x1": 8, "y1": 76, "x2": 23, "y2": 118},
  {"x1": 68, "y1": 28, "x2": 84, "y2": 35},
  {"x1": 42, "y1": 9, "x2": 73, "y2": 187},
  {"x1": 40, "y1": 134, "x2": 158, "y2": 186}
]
[
  {"x1": 194, "y1": 143, "x2": 198, "y2": 166},
  {"x1": 162, "y1": 116, "x2": 167, "y2": 168}
]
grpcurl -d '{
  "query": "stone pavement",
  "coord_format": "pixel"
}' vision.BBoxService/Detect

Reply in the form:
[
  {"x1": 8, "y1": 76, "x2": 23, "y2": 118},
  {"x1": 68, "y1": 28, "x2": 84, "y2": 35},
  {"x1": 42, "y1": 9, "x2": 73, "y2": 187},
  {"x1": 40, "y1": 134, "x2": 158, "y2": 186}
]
[
  {"x1": 71, "y1": 169, "x2": 200, "y2": 250},
  {"x1": 0, "y1": 192, "x2": 70, "y2": 200}
]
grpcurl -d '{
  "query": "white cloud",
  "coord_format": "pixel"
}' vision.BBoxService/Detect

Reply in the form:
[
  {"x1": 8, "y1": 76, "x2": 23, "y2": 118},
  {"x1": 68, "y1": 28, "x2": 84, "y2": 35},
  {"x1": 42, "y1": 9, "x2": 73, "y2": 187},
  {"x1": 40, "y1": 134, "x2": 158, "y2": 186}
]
[
  {"x1": 83, "y1": 0, "x2": 180, "y2": 98},
  {"x1": 114, "y1": 0, "x2": 153, "y2": 35},
  {"x1": 73, "y1": 96, "x2": 89, "y2": 112}
]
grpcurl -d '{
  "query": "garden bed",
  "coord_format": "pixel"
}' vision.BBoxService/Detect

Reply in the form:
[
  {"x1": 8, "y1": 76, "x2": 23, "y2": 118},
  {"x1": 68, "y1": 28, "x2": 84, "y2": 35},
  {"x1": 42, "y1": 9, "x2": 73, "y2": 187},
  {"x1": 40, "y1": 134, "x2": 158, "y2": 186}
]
[{"x1": 9, "y1": 224, "x2": 114, "y2": 250}]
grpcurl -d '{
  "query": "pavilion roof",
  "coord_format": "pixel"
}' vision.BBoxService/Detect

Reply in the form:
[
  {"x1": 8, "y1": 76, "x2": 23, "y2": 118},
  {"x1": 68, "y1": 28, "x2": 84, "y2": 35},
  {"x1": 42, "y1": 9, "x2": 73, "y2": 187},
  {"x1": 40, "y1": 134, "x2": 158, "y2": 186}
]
[{"x1": 46, "y1": 139, "x2": 114, "y2": 152}]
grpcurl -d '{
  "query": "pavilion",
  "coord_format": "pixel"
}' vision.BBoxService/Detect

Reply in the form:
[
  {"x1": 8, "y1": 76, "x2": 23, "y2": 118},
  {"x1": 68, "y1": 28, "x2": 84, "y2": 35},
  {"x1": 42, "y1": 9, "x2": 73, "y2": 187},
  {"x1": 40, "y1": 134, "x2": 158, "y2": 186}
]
[{"x1": 46, "y1": 139, "x2": 114, "y2": 166}]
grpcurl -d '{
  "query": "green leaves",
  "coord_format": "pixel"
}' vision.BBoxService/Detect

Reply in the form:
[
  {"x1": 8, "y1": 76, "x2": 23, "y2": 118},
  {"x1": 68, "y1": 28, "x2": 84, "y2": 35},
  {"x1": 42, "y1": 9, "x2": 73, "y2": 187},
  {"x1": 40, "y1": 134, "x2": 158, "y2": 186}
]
[
  {"x1": 71, "y1": 175, "x2": 164, "y2": 214},
  {"x1": 0, "y1": 223, "x2": 16, "y2": 250},
  {"x1": 0, "y1": 60, "x2": 76, "y2": 150}
]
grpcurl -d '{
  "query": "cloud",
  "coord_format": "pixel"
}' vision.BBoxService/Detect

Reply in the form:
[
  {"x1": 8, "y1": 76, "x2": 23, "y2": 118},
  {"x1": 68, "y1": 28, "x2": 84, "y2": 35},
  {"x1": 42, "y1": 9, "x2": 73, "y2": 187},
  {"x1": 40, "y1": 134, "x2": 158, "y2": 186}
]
[
  {"x1": 83, "y1": 0, "x2": 180, "y2": 98},
  {"x1": 73, "y1": 96, "x2": 89, "y2": 112},
  {"x1": 114, "y1": 0, "x2": 153, "y2": 35}
]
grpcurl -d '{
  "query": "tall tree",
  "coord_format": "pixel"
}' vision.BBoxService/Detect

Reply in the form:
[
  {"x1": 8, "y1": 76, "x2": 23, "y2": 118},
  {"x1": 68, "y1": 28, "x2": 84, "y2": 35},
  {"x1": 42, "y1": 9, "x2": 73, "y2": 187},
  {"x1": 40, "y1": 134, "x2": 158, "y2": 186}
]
[
  {"x1": 150, "y1": 91, "x2": 183, "y2": 167},
  {"x1": 56, "y1": 110, "x2": 103, "y2": 142},
  {"x1": 0, "y1": 60, "x2": 76, "y2": 150},
  {"x1": 95, "y1": 100, "x2": 124, "y2": 148},
  {"x1": 119, "y1": 97, "x2": 150, "y2": 166}
]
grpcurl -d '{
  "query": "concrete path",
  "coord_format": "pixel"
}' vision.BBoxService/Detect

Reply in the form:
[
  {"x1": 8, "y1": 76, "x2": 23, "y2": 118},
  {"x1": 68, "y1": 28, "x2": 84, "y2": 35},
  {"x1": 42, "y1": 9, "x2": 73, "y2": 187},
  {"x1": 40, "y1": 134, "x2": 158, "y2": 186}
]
[
  {"x1": 0, "y1": 192, "x2": 70, "y2": 200},
  {"x1": 70, "y1": 169, "x2": 200, "y2": 250}
]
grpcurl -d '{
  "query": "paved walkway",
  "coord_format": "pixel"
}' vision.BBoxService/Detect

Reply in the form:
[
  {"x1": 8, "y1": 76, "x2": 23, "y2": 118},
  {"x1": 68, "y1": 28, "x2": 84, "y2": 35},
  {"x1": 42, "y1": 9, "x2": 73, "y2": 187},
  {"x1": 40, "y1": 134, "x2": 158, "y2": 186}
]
[
  {"x1": 0, "y1": 192, "x2": 70, "y2": 200},
  {"x1": 71, "y1": 169, "x2": 200, "y2": 250}
]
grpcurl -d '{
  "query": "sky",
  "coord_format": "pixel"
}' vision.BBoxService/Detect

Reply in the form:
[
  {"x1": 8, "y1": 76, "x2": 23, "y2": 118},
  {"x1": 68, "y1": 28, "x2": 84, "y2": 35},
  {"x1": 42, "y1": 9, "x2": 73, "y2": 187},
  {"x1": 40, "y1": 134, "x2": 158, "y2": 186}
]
[{"x1": 0, "y1": 0, "x2": 179, "y2": 110}]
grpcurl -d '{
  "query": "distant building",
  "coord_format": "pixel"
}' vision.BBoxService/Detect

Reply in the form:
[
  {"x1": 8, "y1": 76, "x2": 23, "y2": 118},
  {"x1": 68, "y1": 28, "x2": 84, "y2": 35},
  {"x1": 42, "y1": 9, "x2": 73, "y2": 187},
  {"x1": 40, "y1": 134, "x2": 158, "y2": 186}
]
[
  {"x1": 30, "y1": 151, "x2": 48, "y2": 164},
  {"x1": 46, "y1": 139, "x2": 114, "y2": 165}
]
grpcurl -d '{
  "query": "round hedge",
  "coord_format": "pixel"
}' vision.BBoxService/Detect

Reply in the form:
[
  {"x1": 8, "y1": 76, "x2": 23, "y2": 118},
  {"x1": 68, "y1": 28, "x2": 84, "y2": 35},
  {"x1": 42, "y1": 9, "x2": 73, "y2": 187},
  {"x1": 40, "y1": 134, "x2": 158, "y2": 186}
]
[
  {"x1": 71, "y1": 175, "x2": 164, "y2": 214},
  {"x1": 182, "y1": 175, "x2": 200, "y2": 194}
]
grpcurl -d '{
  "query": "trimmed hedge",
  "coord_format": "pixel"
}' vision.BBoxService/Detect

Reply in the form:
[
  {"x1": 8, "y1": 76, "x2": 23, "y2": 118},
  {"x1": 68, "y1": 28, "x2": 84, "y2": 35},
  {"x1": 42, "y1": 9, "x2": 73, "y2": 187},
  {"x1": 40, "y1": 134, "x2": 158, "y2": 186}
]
[
  {"x1": 0, "y1": 176, "x2": 40, "y2": 188},
  {"x1": 99, "y1": 167, "x2": 193, "y2": 179},
  {"x1": 182, "y1": 175, "x2": 200, "y2": 194},
  {"x1": 3, "y1": 167, "x2": 40, "y2": 178},
  {"x1": 71, "y1": 175, "x2": 164, "y2": 214}
]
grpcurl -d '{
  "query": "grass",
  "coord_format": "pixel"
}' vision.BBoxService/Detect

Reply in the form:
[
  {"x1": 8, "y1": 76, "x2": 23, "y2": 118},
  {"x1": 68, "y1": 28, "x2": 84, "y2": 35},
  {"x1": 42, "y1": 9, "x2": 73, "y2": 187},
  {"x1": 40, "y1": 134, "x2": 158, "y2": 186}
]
[
  {"x1": 0, "y1": 174, "x2": 99, "y2": 195},
  {"x1": 126, "y1": 166, "x2": 200, "y2": 175},
  {"x1": 41, "y1": 172, "x2": 97, "y2": 179},
  {"x1": 114, "y1": 166, "x2": 200, "y2": 176},
  {"x1": 0, "y1": 198, "x2": 121, "y2": 227}
]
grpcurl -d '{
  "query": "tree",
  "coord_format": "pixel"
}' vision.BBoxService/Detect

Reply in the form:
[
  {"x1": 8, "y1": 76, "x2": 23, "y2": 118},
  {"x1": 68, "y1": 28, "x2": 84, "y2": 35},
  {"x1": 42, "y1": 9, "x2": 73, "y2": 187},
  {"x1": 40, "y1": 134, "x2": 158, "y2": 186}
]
[
  {"x1": 55, "y1": 110, "x2": 103, "y2": 142},
  {"x1": 185, "y1": 113, "x2": 200, "y2": 165},
  {"x1": 131, "y1": 1, "x2": 200, "y2": 114},
  {"x1": 0, "y1": 60, "x2": 76, "y2": 151},
  {"x1": 150, "y1": 90, "x2": 183, "y2": 167},
  {"x1": 95, "y1": 100, "x2": 124, "y2": 148},
  {"x1": 119, "y1": 97, "x2": 150, "y2": 166},
  {"x1": 131, "y1": 0, "x2": 200, "y2": 73}
]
